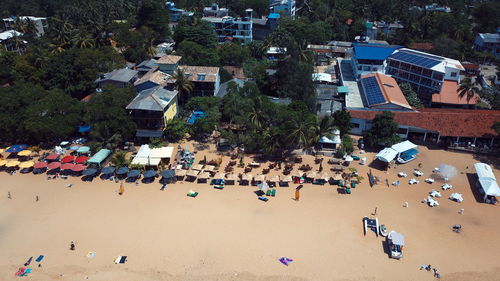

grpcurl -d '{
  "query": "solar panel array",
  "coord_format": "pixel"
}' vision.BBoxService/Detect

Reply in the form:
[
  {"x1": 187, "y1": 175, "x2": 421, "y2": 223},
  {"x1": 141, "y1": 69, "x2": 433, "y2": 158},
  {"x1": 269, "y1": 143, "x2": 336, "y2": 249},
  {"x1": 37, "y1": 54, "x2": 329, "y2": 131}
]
[
  {"x1": 362, "y1": 76, "x2": 386, "y2": 106},
  {"x1": 390, "y1": 50, "x2": 442, "y2": 69}
]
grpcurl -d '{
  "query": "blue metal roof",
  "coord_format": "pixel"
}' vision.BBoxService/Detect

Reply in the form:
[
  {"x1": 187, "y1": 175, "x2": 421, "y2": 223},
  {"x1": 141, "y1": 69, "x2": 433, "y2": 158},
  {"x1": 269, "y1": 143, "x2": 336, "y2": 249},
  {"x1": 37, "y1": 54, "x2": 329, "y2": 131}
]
[
  {"x1": 361, "y1": 76, "x2": 386, "y2": 106},
  {"x1": 389, "y1": 50, "x2": 442, "y2": 68},
  {"x1": 268, "y1": 13, "x2": 280, "y2": 19},
  {"x1": 353, "y1": 44, "x2": 401, "y2": 61}
]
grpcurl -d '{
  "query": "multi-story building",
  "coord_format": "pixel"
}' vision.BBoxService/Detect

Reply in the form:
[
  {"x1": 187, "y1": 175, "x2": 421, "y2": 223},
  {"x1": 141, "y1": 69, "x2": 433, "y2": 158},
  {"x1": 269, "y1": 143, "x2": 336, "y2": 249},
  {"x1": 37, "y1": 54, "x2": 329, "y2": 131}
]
[
  {"x1": 384, "y1": 48, "x2": 464, "y2": 100},
  {"x1": 202, "y1": 9, "x2": 253, "y2": 43},
  {"x1": 165, "y1": 2, "x2": 193, "y2": 22},
  {"x1": 269, "y1": 0, "x2": 295, "y2": 16},
  {"x1": 365, "y1": 21, "x2": 404, "y2": 40},
  {"x1": 252, "y1": 13, "x2": 280, "y2": 40},
  {"x1": 351, "y1": 43, "x2": 401, "y2": 78},
  {"x1": 2, "y1": 16, "x2": 48, "y2": 36},
  {"x1": 474, "y1": 31, "x2": 500, "y2": 59},
  {"x1": 178, "y1": 65, "x2": 220, "y2": 97},
  {"x1": 95, "y1": 68, "x2": 139, "y2": 89}
]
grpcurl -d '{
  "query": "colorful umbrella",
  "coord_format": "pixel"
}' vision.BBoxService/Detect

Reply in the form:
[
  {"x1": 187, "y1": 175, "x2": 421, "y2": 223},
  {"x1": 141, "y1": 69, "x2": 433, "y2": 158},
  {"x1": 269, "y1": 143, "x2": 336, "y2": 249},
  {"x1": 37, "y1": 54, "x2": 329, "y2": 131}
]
[
  {"x1": 6, "y1": 160, "x2": 21, "y2": 167},
  {"x1": 45, "y1": 153, "x2": 60, "y2": 161},
  {"x1": 61, "y1": 155, "x2": 75, "y2": 163},
  {"x1": 72, "y1": 164, "x2": 87, "y2": 172},
  {"x1": 17, "y1": 150, "x2": 32, "y2": 157},
  {"x1": 19, "y1": 161, "x2": 35, "y2": 168},
  {"x1": 75, "y1": 156, "x2": 89, "y2": 164},
  {"x1": 47, "y1": 162, "x2": 61, "y2": 170},
  {"x1": 33, "y1": 162, "x2": 48, "y2": 169},
  {"x1": 69, "y1": 145, "x2": 81, "y2": 151},
  {"x1": 77, "y1": 146, "x2": 90, "y2": 154},
  {"x1": 6, "y1": 144, "x2": 28, "y2": 153},
  {"x1": 61, "y1": 163, "x2": 75, "y2": 170},
  {"x1": 0, "y1": 159, "x2": 8, "y2": 166}
]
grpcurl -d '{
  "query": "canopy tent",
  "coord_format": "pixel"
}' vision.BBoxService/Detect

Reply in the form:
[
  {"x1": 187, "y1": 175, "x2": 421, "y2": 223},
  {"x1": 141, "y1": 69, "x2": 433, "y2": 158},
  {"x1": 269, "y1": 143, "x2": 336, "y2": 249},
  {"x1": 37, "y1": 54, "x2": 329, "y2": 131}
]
[
  {"x1": 214, "y1": 173, "x2": 225, "y2": 180},
  {"x1": 281, "y1": 175, "x2": 293, "y2": 182},
  {"x1": 376, "y1": 148, "x2": 398, "y2": 163},
  {"x1": 45, "y1": 153, "x2": 60, "y2": 161},
  {"x1": 186, "y1": 169, "x2": 200, "y2": 177},
  {"x1": 6, "y1": 144, "x2": 28, "y2": 153},
  {"x1": 88, "y1": 149, "x2": 112, "y2": 167},
  {"x1": 268, "y1": 175, "x2": 280, "y2": 182},
  {"x1": 319, "y1": 136, "x2": 341, "y2": 145},
  {"x1": 306, "y1": 171, "x2": 317, "y2": 178},
  {"x1": 175, "y1": 169, "x2": 187, "y2": 177},
  {"x1": 192, "y1": 164, "x2": 204, "y2": 171},
  {"x1": 19, "y1": 161, "x2": 34, "y2": 168},
  {"x1": 204, "y1": 165, "x2": 215, "y2": 172},
  {"x1": 388, "y1": 231, "x2": 405, "y2": 245},
  {"x1": 33, "y1": 162, "x2": 48, "y2": 169},
  {"x1": 131, "y1": 144, "x2": 151, "y2": 165},
  {"x1": 392, "y1": 140, "x2": 417, "y2": 153},
  {"x1": 48, "y1": 162, "x2": 61, "y2": 170},
  {"x1": 61, "y1": 155, "x2": 75, "y2": 163},
  {"x1": 0, "y1": 159, "x2": 7, "y2": 167},
  {"x1": 149, "y1": 147, "x2": 174, "y2": 166},
  {"x1": 198, "y1": 172, "x2": 210, "y2": 179},
  {"x1": 101, "y1": 166, "x2": 116, "y2": 175},
  {"x1": 75, "y1": 156, "x2": 89, "y2": 164},
  {"x1": 17, "y1": 150, "x2": 32, "y2": 157},
  {"x1": 474, "y1": 163, "x2": 500, "y2": 201},
  {"x1": 77, "y1": 146, "x2": 90, "y2": 154},
  {"x1": 72, "y1": 164, "x2": 87, "y2": 172}
]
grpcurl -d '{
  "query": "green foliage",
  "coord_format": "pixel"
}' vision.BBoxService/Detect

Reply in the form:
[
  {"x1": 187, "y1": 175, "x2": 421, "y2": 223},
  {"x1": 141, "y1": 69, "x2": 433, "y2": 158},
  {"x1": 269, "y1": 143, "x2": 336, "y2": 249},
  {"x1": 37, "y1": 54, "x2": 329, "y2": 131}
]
[
  {"x1": 148, "y1": 137, "x2": 164, "y2": 148},
  {"x1": 219, "y1": 68, "x2": 233, "y2": 83},
  {"x1": 480, "y1": 88, "x2": 500, "y2": 110},
  {"x1": 173, "y1": 20, "x2": 217, "y2": 48},
  {"x1": 363, "y1": 111, "x2": 401, "y2": 147},
  {"x1": 492, "y1": 122, "x2": 500, "y2": 135},
  {"x1": 184, "y1": 96, "x2": 222, "y2": 112},
  {"x1": 136, "y1": 0, "x2": 171, "y2": 39},
  {"x1": 164, "y1": 118, "x2": 189, "y2": 142},
  {"x1": 176, "y1": 40, "x2": 220, "y2": 66},
  {"x1": 172, "y1": 67, "x2": 194, "y2": 104},
  {"x1": 399, "y1": 83, "x2": 423, "y2": 108},
  {"x1": 335, "y1": 148, "x2": 346, "y2": 159},
  {"x1": 472, "y1": 1, "x2": 500, "y2": 33},
  {"x1": 341, "y1": 135, "x2": 354, "y2": 154},
  {"x1": 218, "y1": 43, "x2": 251, "y2": 67},
  {"x1": 457, "y1": 78, "x2": 480, "y2": 104},
  {"x1": 332, "y1": 111, "x2": 353, "y2": 136},
  {"x1": 109, "y1": 150, "x2": 130, "y2": 168},
  {"x1": 84, "y1": 85, "x2": 136, "y2": 147}
]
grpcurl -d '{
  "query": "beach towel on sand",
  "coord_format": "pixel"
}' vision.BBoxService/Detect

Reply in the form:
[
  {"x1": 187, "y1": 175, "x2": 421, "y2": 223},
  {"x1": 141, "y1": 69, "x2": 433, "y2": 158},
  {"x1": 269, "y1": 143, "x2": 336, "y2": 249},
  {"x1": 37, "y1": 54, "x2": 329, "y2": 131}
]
[
  {"x1": 279, "y1": 257, "x2": 294, "y2": 266},
  {"x1": 23, "y1": 268, "x2": 32, "y2": 276},
  {"x1": 15, "y1": 268, "x2": 26, "y2": 276},
  {"x1": 35, "y1": 255, "x2": 44, "y2": 262}
]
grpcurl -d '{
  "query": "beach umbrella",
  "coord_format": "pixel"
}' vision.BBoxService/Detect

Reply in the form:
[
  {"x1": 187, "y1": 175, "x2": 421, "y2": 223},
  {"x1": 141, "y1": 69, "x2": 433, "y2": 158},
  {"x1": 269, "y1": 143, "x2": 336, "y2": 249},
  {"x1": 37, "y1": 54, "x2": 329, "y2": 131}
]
[
  {"x1": 69, "y1": 145, "x2": 81, "y2": 151},
  {"x1": 75, "y1": 156, "x2": 89, "y2": 164},
  {"x1": 77, "y1": 146, "x2": 90, "y2": 154},
  {"x1": 82, "y1": 168, "x2": 98, "y2": 176},
  {"x1": 127, "y1": 169, "x2": 141, "y2": 178},
  {"x1": 101, "y1": 166, "x2": 116, "y2": 175},
  {"x1": 161, "y1": 169, "x2": 175, "y2": 179},
  {"x1": 116, "y1": 167, "x2": 129, "y2": 175},
  {"x1": 6, "y1": 144, "x2": 28, "y2": 153},
  {"x1": 143, "y1": 170, "x2": 158, "y2": 178},
  {"x1": 47, "y1": 162, "x2": 61, "y2": 170},
  {"x1": 6, "y1": 160, "x2": 21, "y2": 167},
  {"x1": 61, "y1": 155, "x2": 75, "y2": 163},
  {"x1": 0, "y1": 159, "x2": 7, "y2": 166},
  {"x1": 19, "y1": 161, "x2": 35, "y2": 168},
  {"x1": 17, "y1": 150, "x2": 32, "y2": 157},
  {"x1": 45, "y1": 153, "x2": 60, "y2": 161},
  {"x1": 61, "y1": 163, "x2": 75, "y2": 170},
  {"x1": 72, "y1": 164, "x2": 87, "y2": 172},
  {"x1": 60, "y1": 141, "x2": 70, "y2": 146},
  {"x1": 33, "y1": 162, "x2": 48, "y2": 169}
]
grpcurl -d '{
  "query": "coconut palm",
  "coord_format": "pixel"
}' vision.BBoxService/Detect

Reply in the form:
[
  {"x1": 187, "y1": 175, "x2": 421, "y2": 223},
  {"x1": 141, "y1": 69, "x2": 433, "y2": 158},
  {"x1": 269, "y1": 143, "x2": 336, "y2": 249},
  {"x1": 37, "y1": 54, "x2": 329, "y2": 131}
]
[
  {"x1": 73, "y1": 27, "x2": 95, "y2": 48},
  {"x1": 457, "y1": 78, "x2": 480, "y2": 103},
  {"x1": 286, "y1": 118, "x2": 317, "y2": 149},
  {"x1": 247, "y1": 95, "x2": 267, "y2": 130},
  {"x1": 172, "y1": 68, "x2": 194, "y2": 105},
  {"x1": 109, "y1": 150, "x2": 130, "y2": 168}
]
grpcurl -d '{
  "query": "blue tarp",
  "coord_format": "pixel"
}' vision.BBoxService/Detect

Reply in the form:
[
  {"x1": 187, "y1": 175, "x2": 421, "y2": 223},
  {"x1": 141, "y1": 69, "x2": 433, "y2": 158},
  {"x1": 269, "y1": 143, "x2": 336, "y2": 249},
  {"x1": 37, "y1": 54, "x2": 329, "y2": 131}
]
[
  {"x1": 78, "y1": 125, "x2": 91, "y2": 133},
  {"x1": 187, "y1": 111, "x2": 206, "y2": 125},
  {"x1": 6, "y1": 144, "x2": 28, "y2": 153},
  {"x1": 268, "y1": 13, "x2": 280, "y2": 19},
  {"x1": 353, "y1": 44, "x2": 401, "y2": 61}
]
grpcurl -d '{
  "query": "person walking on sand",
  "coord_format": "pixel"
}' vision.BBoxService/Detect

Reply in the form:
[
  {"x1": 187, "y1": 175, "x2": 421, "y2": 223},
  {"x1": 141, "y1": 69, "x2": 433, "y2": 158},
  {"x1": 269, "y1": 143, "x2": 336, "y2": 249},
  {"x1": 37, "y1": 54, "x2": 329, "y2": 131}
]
[
  {"x1": 8, "y1": 191, "x2": 11, "y2": 199},
  {"x1": 36, "y1": 195, "x2": 39, "y2": 202},
  {"x1": 70, "y1": 241, "x2": 75, "y2": 251}
]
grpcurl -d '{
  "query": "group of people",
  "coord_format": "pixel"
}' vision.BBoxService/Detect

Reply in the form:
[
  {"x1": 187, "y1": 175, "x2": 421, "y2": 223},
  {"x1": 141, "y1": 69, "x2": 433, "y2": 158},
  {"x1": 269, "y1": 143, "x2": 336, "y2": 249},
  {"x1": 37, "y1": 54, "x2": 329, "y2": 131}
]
[{"x1": 420, "y1": 264, "x2": 441, "y2": 278}]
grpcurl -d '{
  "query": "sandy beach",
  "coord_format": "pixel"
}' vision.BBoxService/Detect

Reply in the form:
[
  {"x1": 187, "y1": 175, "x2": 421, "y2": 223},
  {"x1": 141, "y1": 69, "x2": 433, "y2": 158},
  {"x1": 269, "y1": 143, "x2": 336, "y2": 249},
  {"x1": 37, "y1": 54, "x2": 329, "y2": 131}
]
[{"x1": 1, "y1": 143, "x2": 500, "y2": 281}]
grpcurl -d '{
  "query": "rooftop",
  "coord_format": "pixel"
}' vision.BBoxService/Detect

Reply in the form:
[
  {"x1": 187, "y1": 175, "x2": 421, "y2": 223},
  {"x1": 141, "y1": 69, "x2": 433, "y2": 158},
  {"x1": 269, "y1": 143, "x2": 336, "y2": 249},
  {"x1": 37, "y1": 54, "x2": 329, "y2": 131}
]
[
  {"x1": 95, "y1": 68, "x2": 138, "y2": 83},
  {"x1": 179, "y1": 65, "x2": 219, "y2": 82},
  {"x1": 349, "y1": 108, "x2": 500, "y2": 137},
  {"x1": 388, "y1": 48, "x2": 464, "y2": 72},
  {"x1": 353, "y1": 43, "x2": 401, "y2": 61},
  {"x1": 409, "y1": 42, "x2": 434, "y2": 50},
  {"x1": 0, "y1": 30, "x2": 22, "y2": 40},
  {"x1": 338, "y1": 59, "x2": 364, "y2": 109},
  {"x1": 222, "y1": 66, "x2": 246, "y2": 80},
  {"x1": 126, "y1": 86, "x2": 178, "y2": 112},
  {"x1": 134, "y1": 70, "x2": 172, "y2": 87},
  {"x1": 431, "y1": 80, "x2": 479, "y2": 105},
  {"x1": 268, "y1": 13, "x2": 280, "y2": 19},
  {"x1": 157, "y1": 55, "x2": 182, "y2": 65},
  {"x1": 136, "y1": 59, "x2": 158, "y2": 71},
  {"x1": 360, "y1": 73, "x2": 412, "y2": 109},
  {"x1": 478, "y1": 33, "x2": 500, "y2": 44}
]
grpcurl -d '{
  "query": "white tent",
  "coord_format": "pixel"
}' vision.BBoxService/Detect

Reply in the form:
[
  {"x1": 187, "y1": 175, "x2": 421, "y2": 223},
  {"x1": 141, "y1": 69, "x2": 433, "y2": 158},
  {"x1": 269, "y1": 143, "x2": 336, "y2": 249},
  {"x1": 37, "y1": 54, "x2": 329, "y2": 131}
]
[
  {"x1": 376, "y1": 148, "x2": 398, "y2": 163},
  {"x1": 131, "y1": 144, "x2": 151, "y2": 165},
  {"x1": 474, "y1": 163, "x2": 500, "y2": 201},
  {"x1": 319, "y1": 136, "x2": 335, "y2": 144},
  {"x1": 391, "y1": 140, "x2": 417, "y2": 153},
  {"x1": 149, "y1": 146, "x2": 174, "y2": 166}
]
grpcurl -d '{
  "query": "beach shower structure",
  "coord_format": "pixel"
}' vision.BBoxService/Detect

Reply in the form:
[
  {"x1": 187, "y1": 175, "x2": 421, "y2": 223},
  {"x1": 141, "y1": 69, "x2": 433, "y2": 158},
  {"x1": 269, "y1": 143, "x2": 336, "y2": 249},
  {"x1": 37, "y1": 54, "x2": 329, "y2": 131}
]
[{"x1": 376, "y1": 141, "x2": 419, "y2": 164}]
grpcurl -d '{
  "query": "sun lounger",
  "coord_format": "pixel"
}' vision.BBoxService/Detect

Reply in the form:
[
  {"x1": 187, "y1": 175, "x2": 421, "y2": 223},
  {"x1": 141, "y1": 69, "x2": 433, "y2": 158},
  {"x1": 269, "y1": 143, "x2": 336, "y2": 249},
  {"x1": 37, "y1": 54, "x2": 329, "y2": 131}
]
[
  {"x1": 35, "y1": 255, "x2": 44, "y2": 262},
  {"x1": 266, "y1": 190, "x2": 272, "y2": 196},
  {"x1": 214, "y1": 185, "x2": 224, "y2": 190},
  {"x1": 187, "y1": 191, "x2": 199, "y2": 197},
  {"x1": 271, "y1": 189, "x2": 276, "y2": 197},
  {"x1": 115, "y1": 256, "x2": 127, "y2": 264},
  {"x1": 258, "y1": 196, "x2": 268, "y2": 202}
]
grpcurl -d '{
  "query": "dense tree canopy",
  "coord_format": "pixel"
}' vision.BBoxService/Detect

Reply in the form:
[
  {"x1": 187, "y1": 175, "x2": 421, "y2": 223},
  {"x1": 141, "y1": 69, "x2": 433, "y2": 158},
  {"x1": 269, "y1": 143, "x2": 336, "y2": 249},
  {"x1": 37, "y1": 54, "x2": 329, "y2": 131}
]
[{"x1": 363, "y1": 111, "x2": 401, "y2": 147}]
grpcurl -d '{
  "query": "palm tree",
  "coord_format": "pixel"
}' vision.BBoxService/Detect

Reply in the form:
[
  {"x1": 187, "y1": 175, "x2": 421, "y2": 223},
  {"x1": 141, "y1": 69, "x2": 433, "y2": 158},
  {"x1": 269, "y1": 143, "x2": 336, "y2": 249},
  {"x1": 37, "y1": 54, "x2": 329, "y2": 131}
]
[
  {"x1": 110, "y1": 150, "x2": 130, "y2": 168},
  {"x1": 286, "y1": 118, "x2": 316, "y2": 149},
  {"x1": 73, "y1": 27, "x2": 95, "y2": 48},
  {"x1": 457, "y1": 78, "x2": 480, "y2": 103},
  {"x1": 146, "y1": 39, "x2": 157, "y2": 58},
  {"x1": 247, "y1": 96, "x2": 266, "y2": 130},
  {"x1": 172, "y1": 68, "x2": 194, "y2": 105}
]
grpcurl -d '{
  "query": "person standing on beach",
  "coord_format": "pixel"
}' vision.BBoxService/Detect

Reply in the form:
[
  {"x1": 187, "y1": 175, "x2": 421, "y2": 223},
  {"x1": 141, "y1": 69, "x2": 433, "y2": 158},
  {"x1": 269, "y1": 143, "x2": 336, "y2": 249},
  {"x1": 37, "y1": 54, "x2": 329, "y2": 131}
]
[
  {"x1": 8, "y1": 191, "x2": 11, "y2": 199},
  {"x1": 36, "y1": 195, "x2": 39, "y2": 202},
  {"x1": 70, "y1": 241, "x2": 75, "y2": 251},
  {"x1": 295, "y1": 185, "x2": 303, "y2": 201}
]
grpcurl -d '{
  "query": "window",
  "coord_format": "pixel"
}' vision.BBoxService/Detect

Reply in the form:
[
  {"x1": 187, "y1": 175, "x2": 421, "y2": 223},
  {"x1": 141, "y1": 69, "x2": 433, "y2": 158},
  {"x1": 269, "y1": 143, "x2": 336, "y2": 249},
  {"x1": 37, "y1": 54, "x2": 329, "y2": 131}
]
[
  {"x1": 450, "y1": 72, "x2": 457, "y2": 77},
  {"x1": 396, "y1": 128, "x2": 408, "y2": 135},
  {"x1": 197, "y1": 74, "x2": 206, "y2": 81},
  {"x1": 351, "y1": 122, "x2": 360, "y2": 128}
]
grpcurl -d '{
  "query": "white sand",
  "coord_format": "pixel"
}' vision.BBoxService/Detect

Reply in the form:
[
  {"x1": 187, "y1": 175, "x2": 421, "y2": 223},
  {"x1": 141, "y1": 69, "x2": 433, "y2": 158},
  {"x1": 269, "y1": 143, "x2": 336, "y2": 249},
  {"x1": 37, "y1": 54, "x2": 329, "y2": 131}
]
[{"x1": 0, "y1": 144, "x2": 499, "y2": 281}]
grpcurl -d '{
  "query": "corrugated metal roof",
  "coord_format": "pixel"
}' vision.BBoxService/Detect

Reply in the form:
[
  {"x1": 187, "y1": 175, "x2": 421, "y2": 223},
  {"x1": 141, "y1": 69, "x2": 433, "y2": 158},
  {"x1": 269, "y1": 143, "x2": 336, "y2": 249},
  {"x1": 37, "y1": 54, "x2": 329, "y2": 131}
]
[
  {"x1": 353, "y1": 43, "x2": 401, "y2": 61},
  {"x1": 126, "y1": 86, "x2": 178, "y2": 111},
  {"x1": 96, "y1": 68, "x2": 138, "y2": 83}
]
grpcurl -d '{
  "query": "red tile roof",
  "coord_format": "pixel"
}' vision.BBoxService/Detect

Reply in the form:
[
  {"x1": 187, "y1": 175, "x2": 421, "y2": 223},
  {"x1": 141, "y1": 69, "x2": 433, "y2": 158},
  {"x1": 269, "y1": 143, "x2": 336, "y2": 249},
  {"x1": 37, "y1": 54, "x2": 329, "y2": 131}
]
[
  {"x1": 349, "y1": 108, "x2": 500, "y2": 137},
  {"x1": 432, "y1": 80, "x2": 479, "y2": 105}
]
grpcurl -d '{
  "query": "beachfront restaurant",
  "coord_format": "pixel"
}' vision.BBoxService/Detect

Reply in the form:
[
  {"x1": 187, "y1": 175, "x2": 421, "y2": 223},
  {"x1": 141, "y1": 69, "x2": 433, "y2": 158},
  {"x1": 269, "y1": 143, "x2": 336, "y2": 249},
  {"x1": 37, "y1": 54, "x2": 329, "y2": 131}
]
[
  {"x1": 87, "y1": 149, "x2": 112, "y2": 167},
  {"x1": 474, "y1": 163, "x2": 500, "y2": 204},
  {"x1": 376, "y1": 141, "x2": 419, "y2": 164}
]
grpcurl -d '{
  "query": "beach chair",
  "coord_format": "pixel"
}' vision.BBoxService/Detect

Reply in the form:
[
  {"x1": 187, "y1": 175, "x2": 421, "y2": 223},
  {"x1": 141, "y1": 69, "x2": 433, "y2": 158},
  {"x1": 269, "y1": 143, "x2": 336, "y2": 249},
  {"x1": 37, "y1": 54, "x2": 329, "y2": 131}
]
[
  {"x1": 266, "y1": 190, "x2": 272, "y2": 196},
  {"x1": 187, "y1": 191, "x2": 199, "y2": 197},
  {"x1": 271, "y1": 189, "x2": 276, "y2": 197},
  {"x1": 214, "y1": 185, "x2": 224, "y2": 190},
  {"x1": 258, "y1": 196, "x2": 268, "y2": 202},
  {"x1": 345, "y1": 187, "x2": 351, "y2": 194}
]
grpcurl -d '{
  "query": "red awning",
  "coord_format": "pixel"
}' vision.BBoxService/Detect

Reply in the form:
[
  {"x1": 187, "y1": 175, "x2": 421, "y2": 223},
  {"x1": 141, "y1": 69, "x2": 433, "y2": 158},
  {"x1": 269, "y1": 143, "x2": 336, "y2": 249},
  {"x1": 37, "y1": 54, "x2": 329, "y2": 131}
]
[
  {"x1": 61, "y1": 155, "x2": 75, "y2": 163},
  {"x1": 61, "y1": 163, "x2": 75, "y2": 170},
  {"x1": 33, "y1": 162, "x2": 48, "y2": 169},
  {"x1": 46, "y1": 153, "x2": 60, "y2": 161},
  {"x1": 75, "y1": 156, "x2": 89, "y2": 164},
  {"x1": 72, "y1": 164, "x2": 87, "y2": 172},
  {"x1": 47, "y1": 162, "x2": 61, "y2": 170}
]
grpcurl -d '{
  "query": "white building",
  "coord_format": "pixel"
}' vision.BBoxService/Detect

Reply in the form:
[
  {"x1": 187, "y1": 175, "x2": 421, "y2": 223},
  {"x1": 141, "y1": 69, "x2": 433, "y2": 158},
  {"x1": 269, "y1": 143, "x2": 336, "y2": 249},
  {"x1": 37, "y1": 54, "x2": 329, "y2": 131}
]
[
  {"x1": 202, "y1": 9, "x2": 253, "y2": 43},
  {"x1": 0, "y1": 30, "x2": 23, "y2": 52},
  {"x1": 2, "y1": 16, "x2": 48, "y2": 36}
]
